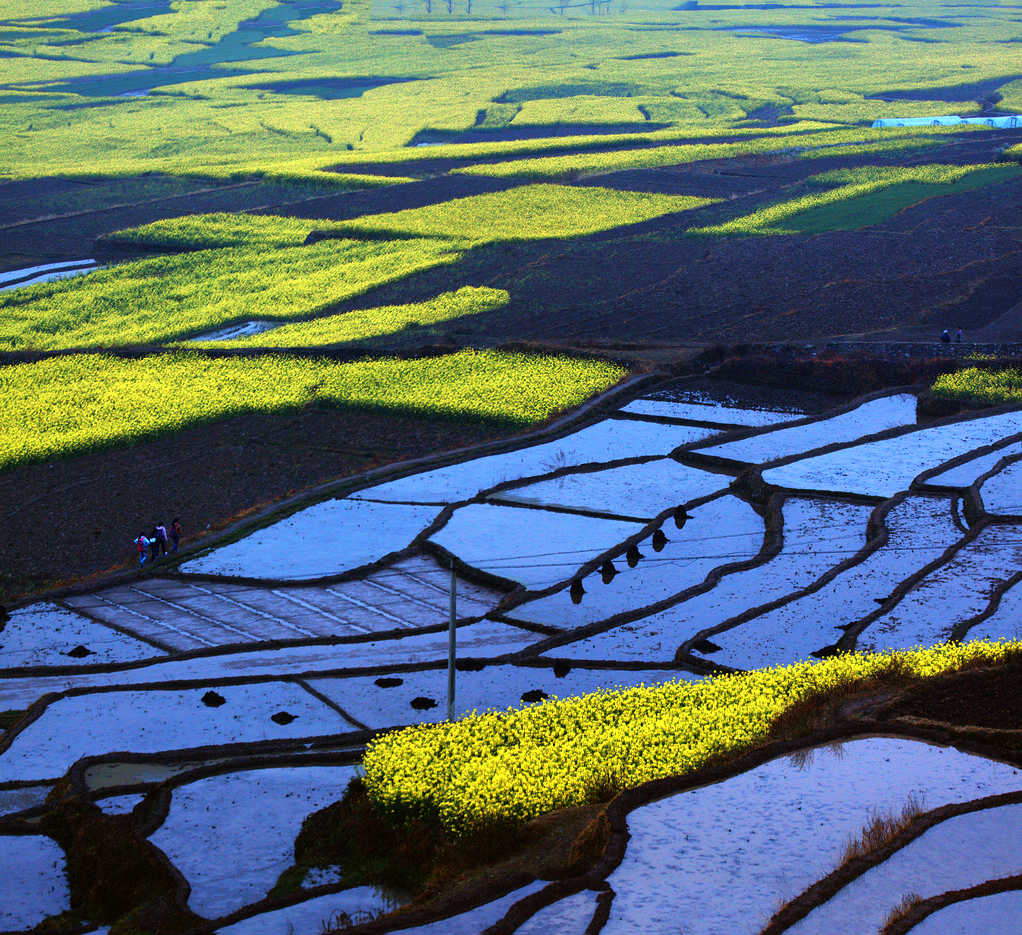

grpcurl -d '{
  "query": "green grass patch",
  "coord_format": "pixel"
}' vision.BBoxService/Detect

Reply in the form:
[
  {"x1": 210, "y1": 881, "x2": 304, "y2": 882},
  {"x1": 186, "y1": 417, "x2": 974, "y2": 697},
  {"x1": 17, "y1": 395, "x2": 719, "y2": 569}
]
[
  {"x1": 931, "y1": 367, "x2": 1022, "y2": 408},
  {"x1": 333, "y1": 183, "x2": 714, "y2": 243},
  {"x1": 449, "y1": 127, "x2": 957, "y2": 181},
  {"x1": 199, "y1": 286, "x2": 510, "y2": 348},
  {"x1": 0, "y1": 236, "x2": 463, "y2": 350},
  {"x1": 690, "y1": 163, "x2": 1020, "y2": 237},
  {"x1": 105, "y1": 212, "x2": 330, "y2": 250},
  {"x1": 314, "y1": 122, "x2": 838, "y2": 177},
  {"x1": 0, "y1": 350, "x2": 627, "y2": 470},
  {"x1": 364, "y1": 640, "x2": 1021, "y2": 835}
]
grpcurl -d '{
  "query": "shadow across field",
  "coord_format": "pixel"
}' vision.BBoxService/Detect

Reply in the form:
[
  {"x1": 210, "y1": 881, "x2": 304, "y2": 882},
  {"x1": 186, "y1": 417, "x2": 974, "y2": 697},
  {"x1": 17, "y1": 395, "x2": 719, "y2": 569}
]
[
  {"x1": 282, "y1": 146, "x2": 1022, "y2": 348},
  {"x1": 869, "y1": 73, "x2": 1022, "y2": 110},
  {"x1": 17, "y1": 0, "x2": 346, "y2": 98},
  {"x1": 408, "y1": 123, "x2": 671, "y2": 145},
  {"x1": 0, "y1": 406, "x2": 508, "y2": 604},
  {"x1": 0, "y1": 174, "x2": 348, "y2": 268}
]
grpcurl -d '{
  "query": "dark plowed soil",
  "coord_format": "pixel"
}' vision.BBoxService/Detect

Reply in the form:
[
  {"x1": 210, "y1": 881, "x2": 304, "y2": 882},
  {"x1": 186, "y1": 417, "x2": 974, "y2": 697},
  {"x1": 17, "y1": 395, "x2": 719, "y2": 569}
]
[
  {"x1": 256, "y1": 174, "x2": 522, "y2": 223},
  {"x1": 0, "y1": 176, "x2": 344, "y2": 268},
  {"x1": 323, "y1": 127, "x2": 802, "y2": 178},
  {"x1": 0, "y1": 408, "x2": 506, "y2": 605},
  {"x1": 310, "y1": 165, "x2": 1020, "y2": 347},
  {"x1": 882, "y1": 656, "x2": 1022, "y2": 728},
  {"x1": 233, "y1": 133, "x2": 1021, "y2": 349}
]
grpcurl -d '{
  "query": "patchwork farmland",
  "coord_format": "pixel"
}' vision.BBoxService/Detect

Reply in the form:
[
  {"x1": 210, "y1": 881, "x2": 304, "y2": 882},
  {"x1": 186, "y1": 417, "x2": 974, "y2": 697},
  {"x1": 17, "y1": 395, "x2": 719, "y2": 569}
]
[{"x1": 3, "y1": 0, "x2": 1022, "y2": 931}]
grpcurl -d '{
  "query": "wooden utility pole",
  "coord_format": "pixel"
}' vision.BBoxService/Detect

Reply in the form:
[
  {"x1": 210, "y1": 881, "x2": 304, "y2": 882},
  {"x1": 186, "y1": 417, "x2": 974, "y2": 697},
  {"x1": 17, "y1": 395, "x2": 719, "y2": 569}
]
[{"x1": 447, "y1": 558, "x2": 457, "y2": 721}]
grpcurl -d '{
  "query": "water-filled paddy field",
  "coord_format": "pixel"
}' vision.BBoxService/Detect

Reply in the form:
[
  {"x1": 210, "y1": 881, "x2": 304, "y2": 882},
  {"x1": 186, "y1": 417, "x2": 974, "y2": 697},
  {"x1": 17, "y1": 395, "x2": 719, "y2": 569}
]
[
  {"x1": 3, "y1": 0, "x2": 1022, "y2": 929},
  {"x1": 3, "y1": 373, "x2": 1022, "y2": 932}
]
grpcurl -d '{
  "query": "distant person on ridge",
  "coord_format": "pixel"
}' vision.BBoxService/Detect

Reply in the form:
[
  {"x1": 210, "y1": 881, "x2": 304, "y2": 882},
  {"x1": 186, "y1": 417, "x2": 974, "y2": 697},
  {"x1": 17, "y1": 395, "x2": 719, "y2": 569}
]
[
  {"x1": 941, "y1": 328, "x2": 951, "y2": 344},
  {"x1": 135, "y1": 533, "x2": 149, "y2": 565},
  {"x1": 170, "y1": 517, "x2": 182, "y2": 553},
  {"x1": 956, "y1": 328, "x2": 963, "y2": 343},
  {"x1": 154, "y1": 522, "x2": 169, "y2": 559}
]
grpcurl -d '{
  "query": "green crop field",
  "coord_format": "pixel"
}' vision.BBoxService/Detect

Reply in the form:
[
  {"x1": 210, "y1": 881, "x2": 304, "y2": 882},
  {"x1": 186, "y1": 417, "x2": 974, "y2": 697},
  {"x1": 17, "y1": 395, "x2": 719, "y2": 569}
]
[
  {"x1": 931, "y1": 367, "x2": 1022, "y2": 408},
  {"x1": 690, "y1": 163, "x2": 1021, "y2": 237},
  {"x1": 0, "y1": 237, "x2": 465, "y2": 349},
  {"x1": 196, "y1": 286, "x2": 510, "y2": 348},
  {"x1": 2, "y1": 0, "x2": 1021, "y2": 181},
  {"x1": 0, "y1": 350, "x2": 627, "y2": 470},
  {"x1": 104, "y1": 212, "x2": 335, "y2": 250},
  {"x1": 332, "y1": 183, "x2": 715, "y2": 242}
]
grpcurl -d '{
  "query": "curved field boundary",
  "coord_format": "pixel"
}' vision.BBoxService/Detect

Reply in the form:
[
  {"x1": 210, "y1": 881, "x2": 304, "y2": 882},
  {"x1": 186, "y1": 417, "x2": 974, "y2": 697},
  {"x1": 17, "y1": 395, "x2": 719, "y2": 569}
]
[
  {"x1": 761, "y1": 789, "x2": 1022, "y2": 934},
  {"x1": 837, "y1": 513, "x2": 992, "y2": 652},
  {"x1": 911, "y1": 430, "x2": 1022, "y2": 491},
  {"x1": 949, "y1": 495, "x2": 970, "y2": 533},
  {"x1": 10, "y1": 372, "x2": 661, "y2": 610},
  {"x1": 485, "y1": 704, "x2": 1022, "y2": 935},
  {"x1": 882, "y1": 874, "x2": 1022, "y2": 934},
  {"x1": 606, "y1": 410, "x2": 752, "y2": 432},
  {"x1": 484, "y1": 492, "x2": 658, "y2": 525},
  {"x1": 972, "y1": 451, "x2": 1022, "y2": 521},
  {"x1": 500, "y1": 491, "x2": 780, "y2": 670},
  {"x1": 675, "y1": 490, "x2": 896, "y2": 663},
  {"x1": 132, "y1": 752, "x2": 366, "y2": 840},
  {"x1": 677, "y1": 385, "x2": 921, "y2": 472},
  {"x1": 68, "y1": 744, "x2": 373, "y2": 804},
  {"x1": 954, "y1": 570, "x2": 1022, "y2": 642}
]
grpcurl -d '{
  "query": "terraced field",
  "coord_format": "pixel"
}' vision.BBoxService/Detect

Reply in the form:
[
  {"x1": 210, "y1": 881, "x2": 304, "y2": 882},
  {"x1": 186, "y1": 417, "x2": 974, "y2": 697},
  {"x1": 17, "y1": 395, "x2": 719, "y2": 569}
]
[
  {"x1": 3, "y1": 375, "x2": 1022, "y2": 933},
  {"x1": 3, "y1": 0, "x2": 1022, "y2": 931}
]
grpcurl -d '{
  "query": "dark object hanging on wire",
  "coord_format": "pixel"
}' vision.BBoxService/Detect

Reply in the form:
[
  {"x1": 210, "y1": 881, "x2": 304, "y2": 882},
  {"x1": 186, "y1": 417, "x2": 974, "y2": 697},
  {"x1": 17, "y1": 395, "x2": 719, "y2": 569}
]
[
  {"x1": 652, "y1": 528, "x2": 668, "y2": 552},
  {"x1": 673, "y1": 507, "x2": 690, "y2": 529},
  {"x1": 570, "y1": 578, "x2": 586, "y2": 604},
  {"x1": 626, "y1": 544, "x2": 642, "y2": 567},
  {"x1": 600, "y1": 560, "x2": 617, "y2": 584}
]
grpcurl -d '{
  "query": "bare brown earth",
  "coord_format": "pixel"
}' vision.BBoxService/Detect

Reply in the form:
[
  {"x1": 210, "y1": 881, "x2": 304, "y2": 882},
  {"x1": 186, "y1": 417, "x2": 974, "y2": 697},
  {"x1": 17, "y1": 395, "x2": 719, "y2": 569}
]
[
  {"x1": 0, "y1": 174, "x2": 357, "y2": 270},
  {"x1": 259, "y1": 132, "x2": 1022, "y2": 348},
  {"x1": 0, "y1": 408, "x2": 507, "y2": 606}
]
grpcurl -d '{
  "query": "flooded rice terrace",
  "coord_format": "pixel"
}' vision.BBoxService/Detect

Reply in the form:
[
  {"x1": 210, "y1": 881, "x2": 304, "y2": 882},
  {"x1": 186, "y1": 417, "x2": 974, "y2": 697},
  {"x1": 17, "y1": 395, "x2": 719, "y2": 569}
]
[{"x1": 2, "y1": 375, "x2": 1022, "y2": 932}]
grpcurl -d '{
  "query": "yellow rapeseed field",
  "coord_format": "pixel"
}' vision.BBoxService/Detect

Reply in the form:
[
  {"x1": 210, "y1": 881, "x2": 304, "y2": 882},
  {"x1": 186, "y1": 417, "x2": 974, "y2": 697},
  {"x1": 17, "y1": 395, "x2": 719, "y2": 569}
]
[
  {"x1": 932, "y1": 367, "x2": 1022, "y2": 407},
  {"x1": 198, "y1": 287, "x2": 510, "y2": 348},
  {"x1": 0, "y1": 350, "x2": 627, "y2": 470},
  {"x1": 364, "y1": 641, "x2": 1020, "y2": 835}
]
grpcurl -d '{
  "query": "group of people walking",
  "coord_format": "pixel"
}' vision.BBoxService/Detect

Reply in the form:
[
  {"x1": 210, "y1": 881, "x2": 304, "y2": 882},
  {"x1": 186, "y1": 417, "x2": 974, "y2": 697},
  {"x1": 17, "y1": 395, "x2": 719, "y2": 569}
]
[{"x1": 135, "y1": 519, "x2": 182, "y2": 565}]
